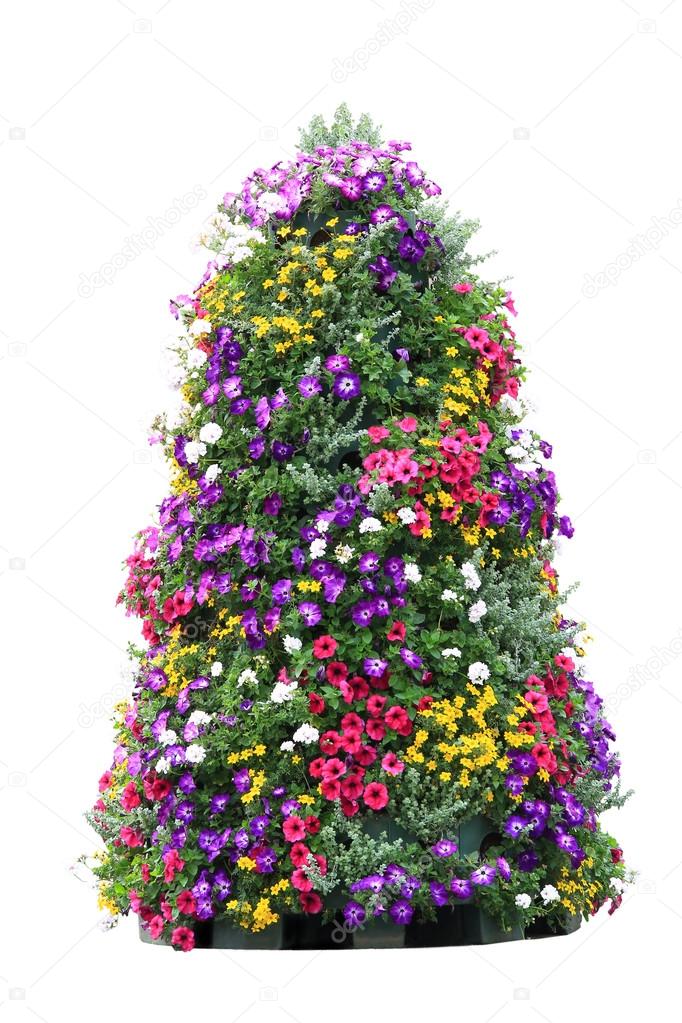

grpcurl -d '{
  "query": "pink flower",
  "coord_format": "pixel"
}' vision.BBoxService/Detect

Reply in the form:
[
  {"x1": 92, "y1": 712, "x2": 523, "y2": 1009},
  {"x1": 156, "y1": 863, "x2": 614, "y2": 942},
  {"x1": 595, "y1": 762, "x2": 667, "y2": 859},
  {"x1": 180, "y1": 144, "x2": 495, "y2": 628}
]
[
  {"x1": 176, "y1": 889, "x2": 196, "y2": 915},
  {"x1": 171, "y1": 926, "x2": 195, "y2": 951},
  {"x1": 363, "y1": 781, "x2": 389, "y2": 810},
  {"x1": 291, "y1": 867, "x2": 314, "y2": 892},
  {"x1": 453, "y1": 282, "x2": 473, "y2": 293},
  {"x1": 147, "y1": 915, "x2": 164, "y2": 939},
  {"x1": 396, "y1": 416, "x2": 418, "y2": 433},
  {"x1": 163, "y1": 848, "x2": 185, "y2": 883},
  {"x1": 525, "y1": 690, "x2": 549, "y2": 714},
  {"x1": 283, "y1": 816, "x2": 307, "y2": 843},
  {"x1": 299, "y1": 891, "x2": 323, "y2": 913},
  {"x1": 120, "y1": 781, "x2": 141, "y2": 811},
  {"x1": 120, "y1": 826, "x2": 143, "y2": 847},
  {"x1": 312, "y1": 634, "x2": 338, "y2": 659},
  {"x1": 382, "y1": 752, "x2": 405, "y2": 776},
  {"x1": 367, "y1": 425, "x2": 391, "y2": 443}
]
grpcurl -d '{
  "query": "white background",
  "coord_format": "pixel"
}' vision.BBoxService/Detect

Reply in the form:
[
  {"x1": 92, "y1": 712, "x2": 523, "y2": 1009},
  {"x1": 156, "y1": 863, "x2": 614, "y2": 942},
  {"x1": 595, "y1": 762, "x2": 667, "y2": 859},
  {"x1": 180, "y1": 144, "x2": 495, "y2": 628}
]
[{"x1": 1, "y1": 0, "x2": 680, "y2": 1019}]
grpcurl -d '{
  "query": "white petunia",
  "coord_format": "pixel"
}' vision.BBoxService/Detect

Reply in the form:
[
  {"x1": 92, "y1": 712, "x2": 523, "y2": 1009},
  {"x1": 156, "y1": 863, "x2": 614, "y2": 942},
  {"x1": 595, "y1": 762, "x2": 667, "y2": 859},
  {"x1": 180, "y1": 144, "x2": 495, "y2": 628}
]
[
  {"x1": 210, "y1": 661, "x2": 223, "y2": 676},
  {"x1": 184, "y1": 440, "x2": 206, "y2": 465},
  {"x1": 189, "y1": 318, "x2": 212, "y2": 336},
  {"x1": 309, "y1": 538, "x2": 327, "y2": 559},
  {"x1": 283, "y1": 635, "x2": 302, "y2": 654},
  {"x1": 293, "y1": 722, "x2": 320, "y2": 745},
  {"x1": 187, "y1": 348, "x2": 208, "y2": 369},
  {"x1": 271, "y1": 680, "x2": 298, "y2": 704},
  {"x1": 442, "y1": 647, "x2": 462, "y2": 659},
  {"x1": 205, "y1": 464, "x2": 221, "y2": 483},
  {"x1": 397, "y1": 507, "x2": 417, "y2": 524},
  {"x1": 359, "y1": 516, "x2": 382, "y2": 534},
  {"x1": 540, "y1": 884, "x2": 560, "y2": 905},
  {"x1": 185, "y1": 744, "x2": 206, "y2": 764},
  {"x1": 441, "y1": 589, "x2": 459, "y2": 602},
  {"x1": 515, "y1": 893, "x2": 532, "y2": 909},
  {"x1": 159, "y1": 729, "x2": 178, "y2": 746},
  {"x1": 280, "y1": 740, "x2": 295, "y2": 752},
  {"x1": 467, "y1": 661, "x2": 490, "y2": 685},
  {"x1": 335, "y1": 544, "x2": 354, "y2": 564},
  {"x1": 188, "y1": 710, "x2": 211, "y2": 727},
  {"x1": 237, "y1": 668, "x2": 258, "y2": 687},
  {"x1": 468, "y1": 599, "x2": 487, "y2": 623},
  {"x1": 199, "y1": 422, "x2": 223, "y2": 444},
  {"x1": 460, "y1": 561, "x2": 481, "y2": 591},
  {"x1": 404, "y1": 563, "x2": 422, "y2": 583},
  {"x1": 156, "y1": 756, "x2": 170, "y2": 774},
  {"x1": 316, "y1": 518, "x2": 330, "y2": 533}
]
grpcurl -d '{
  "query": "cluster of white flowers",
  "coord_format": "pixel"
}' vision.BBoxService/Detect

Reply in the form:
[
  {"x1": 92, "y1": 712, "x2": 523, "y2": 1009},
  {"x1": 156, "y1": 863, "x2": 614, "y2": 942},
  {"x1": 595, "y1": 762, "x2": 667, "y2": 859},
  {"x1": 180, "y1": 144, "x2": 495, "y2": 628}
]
[
  {"x1": 188, "y1": 710, "x2": 211, "y2": 728},
  {"x1": 283, "y1": 635, "x2": 302, "y2": 654},
  {"x1": 505, "y1": 425, "x2": 542, "y2": 472},
  {"x1": 468, "y1": 599, "x2": 487, "y2": 623},
  {"x1": 198, "y1": 214, "x2": 262, "y2": 265},
  {"x1": 467, "y1": 661, "x2": 490, "y2": 685},
  {"x1": 205, "y1": 464, "x2": 221, "y2": 484},
  {"x1": 184, "y1": 440, "x2": 207, "y2": 464},
  {"x1": 185, "y1": 744, "x2": 207, "y2": 764},
  {"x1": 397, "y1": 507, "x2": 417, "y2": 524},
  {"x1": 404, "y1": 562, "x2": 422, "y2": 583},
  {"x1": 270, "y1": 680, "x2": 298, "y2": 704},
  {"x1": 199, "y1": 422, "x2": 223, "y2": 444},
  {"x1": 210, "y1": 660, "x2": 223, "y2": 676},
  {"x1": 460, "y1": 561, "x2": 481, "y2": 591},
  {"x1": 237, "y1": 668, "x2": 258, "y2": 687},
  {"x1": 441, "y1": 588, "x2": 460, "y2": 602},
  {"x1": 156, "y1": 756, "x2": 170, "y2": 774},
  {"x1": 309, "y1": 537, "x2": 327, "y2": 559},
  {"x1": 280, "y1": 740, "x2": 295, "y2": 752},
  {"x1": 442, "y1": 647, "x2": 462, "y2": 659},
  {"x1": 159, "y1": 729, "x2": 178, "y2": 746},
  {"x1": 335, "y1": 543, "x2": 354, "y2": 564},
  {"x1": 359, "y1": 516, "x2": 383, "y2": 534},
  {"x1": 515, "y1": 893, "x2": 532, "y2": 909},
  {"x1": 187, "y1": 348, "x2": 208, "y2": 370},
  {"x1": 540, "y1": 884, "x2": 560, "y2": 905},
  {"x1": 189, "y1": 317, "x2": 212, "y2": 337},
  {"x1": 292, "y1": 723, "x2": 320, "y2": 745}
]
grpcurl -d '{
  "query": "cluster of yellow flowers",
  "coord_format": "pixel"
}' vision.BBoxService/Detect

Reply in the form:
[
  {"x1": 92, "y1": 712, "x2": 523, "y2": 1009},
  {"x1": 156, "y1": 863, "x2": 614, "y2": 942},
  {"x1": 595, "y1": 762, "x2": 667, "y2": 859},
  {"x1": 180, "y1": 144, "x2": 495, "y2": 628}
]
[{"x1": 557, "y1": 859, "x2": 601, "y2": 914}]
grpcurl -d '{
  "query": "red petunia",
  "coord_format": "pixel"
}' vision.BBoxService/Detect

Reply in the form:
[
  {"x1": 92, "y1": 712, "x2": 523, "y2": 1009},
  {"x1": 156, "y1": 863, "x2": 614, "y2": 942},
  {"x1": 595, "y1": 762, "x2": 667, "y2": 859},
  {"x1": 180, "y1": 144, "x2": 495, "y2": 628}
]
[
  {"x1": 283, "y1": 816, "x2": 307, "y2": 843},
  {"x1": 313, "y1": 635, "x2": 338, "y2": 659},
  {"x1": 308, "y1": 692, "x2": 326, "y2": 715},
  {"x1": 304, "y1": 814, "x2": 321, "y2": 835},
  {"x1": 299, "y1": 891, "x2": 323, "y2": 914},
  {"x1": 363, "y1": 781, "x2": 389, "y2": 810},
  {"x1": 120, "y1": 781, "x2": 141, "y2": 812},
  {"x1": 381, "y1": 752, "x2": 405, "y2": 776},
  {"x1": 171, "y1": 926, "x2": 195, "y2": 951},
  {"x1": 176, "y1": 889, "x2": 196, "y2": 915},
  {"x1": 387, "y1": 620, "x2": 406, "y2": 642},
  {"x1": 326, "y1": 661, "x2": 348, "y2": 685},
  {"x1": 290, "y1": 842, "x2": 311, "y2": 867}
]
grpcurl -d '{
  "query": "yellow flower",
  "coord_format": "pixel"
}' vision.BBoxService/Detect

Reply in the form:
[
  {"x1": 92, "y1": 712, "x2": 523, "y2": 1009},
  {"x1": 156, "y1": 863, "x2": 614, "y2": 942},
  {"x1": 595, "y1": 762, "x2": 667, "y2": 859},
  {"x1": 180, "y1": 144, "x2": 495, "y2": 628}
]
[
  {"x1": 293, "y1": 227, "x2": 307, "y2": 237},
  {"x1": 415, "y1": 377, "x2": 430, "y2": 387},
  {"x1": 237, "y1": 856, "x2": 256, "y2": 871},
  {"x1": 277, "y1": 290, "x2": 288, "y2": 302},
  {"x1": 326, "y1": 216, "x2": 339, "y2": 227},
  {"x1": 321, "y1": 267, "x2": 337, "y2": 282}
]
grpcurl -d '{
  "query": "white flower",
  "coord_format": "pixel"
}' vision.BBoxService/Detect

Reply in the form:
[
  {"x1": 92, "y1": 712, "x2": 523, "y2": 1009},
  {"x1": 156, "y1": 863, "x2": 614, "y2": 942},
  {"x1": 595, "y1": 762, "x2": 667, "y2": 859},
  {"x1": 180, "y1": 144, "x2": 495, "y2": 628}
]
[
  {"x1": 355, "y1": 332, "x2": 365, "y2": 343},
  {"x1": 184, "y1": 440, "x2": 206, "y2": 464},
  {"x1": 159, "y1": 729, "x2": 178, "y2": 746},
  {"x1": 199, "y1": 422, "x2": 223, "y2": 444},
  {"x1": 515, "y1": 893, "x2": 532, "y2": 909},
  {"x1": 441, "y1": 588, "x2": 459, "y2": 602},
  {"x1": 185, "y1": 744, "x2": 206, "y2": 764},
  {"x1": 335, "y1": 543, "x2": 354, "y2": 564},
  {"x1": 258, "y1": 191, "x2": 288, "y2": 214},
  {"x1": 271, "y1": 680, "x2": 298, "y2": 704},
  {"x1": 540, "y1": 884, "x2": 560, "y2": 905},
  {"x1": 210, "y1": 660, "x2": 223, "y2": 676},
  {"x1": 190, "y1": 318, "x2": 212, "y2": 336},
  {"x1": 316, "y1": 518, "x2": 330, "y2": 533},
  {"x1": 188, "y1": 710, "x2": 211, "y2": 727},
  {"x1": 283, "y1": 635, "x2": 302, "y2": 654},
  {"x1": 293, "y1": 722, "x2": 320, "y2": 745},
  {"x1": 467, "y1": 661, "x2": 490, "y2": 685},
  {"x1": 610, "y1": 877, "x2": 626, "y2": 895},
  {"x1": 309, "y1": 538, "x2": 327, "y2": 559},
  {"x1": 397, "y1": 507, "x2": 417, "y2": 524},
  {"x1": 280, "y1": 740, "x2": 295, "y2": 752},
  {"x1": 98, "y1": 913, "x2": 119, "y2": 931},
  {"x1": 442, "y1": 647, "x2": 462, "y2": 659},
  {"x1": 237, "y1": 668, "x2": 258, "y2": 687},
  {"x1": 187, "y1": 348, "x2": 207, "y2": 369},
  {"x1": 468, "y1": 599, "x2": 487, "y2": 623},
  {"x1": 205, "y1": 464, "x2": 221, "y2": 483},
  {"x1": 404, "y1": 563, "x2": 422, "y2": 583},
  {"x1": 156, "y1": 756, "x2": 170, "y2": 774},
  {"x1": 359, "y1": 516, "x2": 382, "y2": 534},
  {"x1": 460, "y1": 561, "x2": 481, "y2": 591}
]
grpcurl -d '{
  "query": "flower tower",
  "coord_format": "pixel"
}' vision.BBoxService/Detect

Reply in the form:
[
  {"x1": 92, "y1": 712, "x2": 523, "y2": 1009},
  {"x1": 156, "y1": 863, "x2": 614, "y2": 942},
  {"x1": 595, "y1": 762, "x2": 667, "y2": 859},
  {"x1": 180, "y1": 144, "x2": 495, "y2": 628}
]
[{"x1": 86, "y1": 106, "x2": 630, "y2": 950}]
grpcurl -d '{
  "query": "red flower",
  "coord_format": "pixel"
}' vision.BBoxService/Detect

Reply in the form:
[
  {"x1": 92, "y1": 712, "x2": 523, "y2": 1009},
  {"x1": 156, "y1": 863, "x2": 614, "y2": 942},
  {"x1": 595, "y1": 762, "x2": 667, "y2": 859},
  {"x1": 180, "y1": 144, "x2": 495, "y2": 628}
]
[
  {"x1": 98, "y1": 770, "x2": 113, "y2": 792},
  {"x1": 148, "y1": 915, "x2": 164, "y2": 939},
  {"x1": 120, "y1": 781, "x2": 141, "y2": 811},
  {"x1": 365, "y1": 719, "x2": 386, "y2": 741},
  {"x1": 387, "y1": 620, "x2": 406, "y2": 642},
  {"x1": 354, "y1": 745, "x2": 378, "y2": 767},
  {"x1": 299, "y1": 891, "x2": 323, "y2": 914},
  {"x1": 308, "y1": 692, "x2": 326, "y2": 715},
  {"x1": 176, "y1": 889, "x2": 196, "y2": 915},
  {"x1": 140, "y1": 863, "x2": 150, "y2": 883},
  {"x1": 554, "y1": 653, "x2": 575, "y2": 672},
  {"x1": 290, "y1": 842, "x2": 311, "y2": 867},
  {"x1": 525, "y1": 690, "x2": 549, "y2": 714},
  {"x1": 416, "y1": 695, "x2": 433, "y2": 712},
  {"x1": 611, "y1": 847, "x2": 624, "y2": 864},
  {"x1": 320, "y1": 779, "x2": 341, "y2": 800},
  {"x1": 171, "y1": 926, "x2": 195, "y2": 952},
  {"x1": 340, "y1": 774, "x2": 364, "y2": 800},
  {"x1": 163, "y1": 848, "x2": 185, "y2": 883},
  {"x1": 313, "y1": 635, "x2": 338, "y2": 659},
  {"x1": 305, "y1": 814, "x2": 321, "y2": 835},
  {"x1": 120, "y1": 826, "x2": 143, "y2": 847},
  {"x1": 531, "y1": 743, "x2": 557, "y2": 774},
  {"x1": 366, "y1": 694, "x2": 387, "y2": 717},
  {"x1": 308, "y1": 756, "x2": 326, "y2": 778},
  {"x1": 283, "y1": 816, "x2": 307, "y2": 843},
  {"x1": 319, "y1": 730, "x2": 342, "y2": 755},
  {"x1": 291, "y1": 868, "x2": 313, "y2": 892},
  {"x1": 341, "y1": 797, "x2": 360, "y2": 817},
  {"x1": 367, "y1": 425, "x2": 390, "y2": 443},
  {"x1": 381, "y1": 752, "x2": 405, "y2": 776},
  {"x1": 321, "y1": 757, "x2": 347, "y2": 782},
  {"x1": 326, "y1": 661, "x2": 348, "y2": 685},
  {"x1": 363, "y1": 781, "x2": 389, "y2": 810}
]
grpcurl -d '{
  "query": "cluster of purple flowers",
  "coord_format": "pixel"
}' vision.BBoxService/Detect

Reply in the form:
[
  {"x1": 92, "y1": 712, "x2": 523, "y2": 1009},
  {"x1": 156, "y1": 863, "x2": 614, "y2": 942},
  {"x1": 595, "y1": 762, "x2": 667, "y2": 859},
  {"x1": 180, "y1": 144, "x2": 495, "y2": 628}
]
[{"x1": 486, "y1": 463, "x2": 574, "y2": 539}]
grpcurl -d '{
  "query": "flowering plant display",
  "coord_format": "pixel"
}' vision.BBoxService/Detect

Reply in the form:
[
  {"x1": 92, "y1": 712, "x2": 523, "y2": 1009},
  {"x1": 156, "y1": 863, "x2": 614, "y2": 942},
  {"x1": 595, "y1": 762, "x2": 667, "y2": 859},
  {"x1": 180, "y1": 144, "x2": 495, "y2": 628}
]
[{"x1": 84, "y1": 106, "x2": 631, "y2": 950}]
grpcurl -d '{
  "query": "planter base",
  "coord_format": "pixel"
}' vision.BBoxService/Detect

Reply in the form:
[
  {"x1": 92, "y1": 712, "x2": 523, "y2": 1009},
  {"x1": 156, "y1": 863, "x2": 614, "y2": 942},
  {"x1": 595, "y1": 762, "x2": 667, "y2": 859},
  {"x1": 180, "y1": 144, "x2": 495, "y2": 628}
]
[{"x1": 139, "y1": 908, "x2": 581, "y2": 950}]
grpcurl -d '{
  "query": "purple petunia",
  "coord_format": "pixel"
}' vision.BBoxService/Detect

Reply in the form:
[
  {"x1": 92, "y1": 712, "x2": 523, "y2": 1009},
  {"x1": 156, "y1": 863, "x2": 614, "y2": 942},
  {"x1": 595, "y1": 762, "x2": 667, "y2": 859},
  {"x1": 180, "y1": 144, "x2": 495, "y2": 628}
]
[
  {"x1": 363, "y1": 657, "x2": 388, "y2": 678},
  {"x1": 431, "y1": 838, "x2": 458, "y2": 858},
  {"x1": 298, "y1": 375, "x2": 323, "y2": 398},
  {"x1": 471, "y1": 864, "x2": 497, "y2": 887},
  {"x1": 450, "y1": 877, "x2": 473, "y2": 900},
  {"x1": 399, "y1": 647, "x2": 423, "y2": 670},
  {"x1": 333, "y1": 372, "x2": 361, "y2": 400},
  {"x1": 298, "y1": 601, "x2": 322, "y2": 627},
  {"x1": 325, "y1": 353, "x2": 351, "y2": 373},
  {"x1": 389, "y1": 899, "x2": 414, "y2": 925}
]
